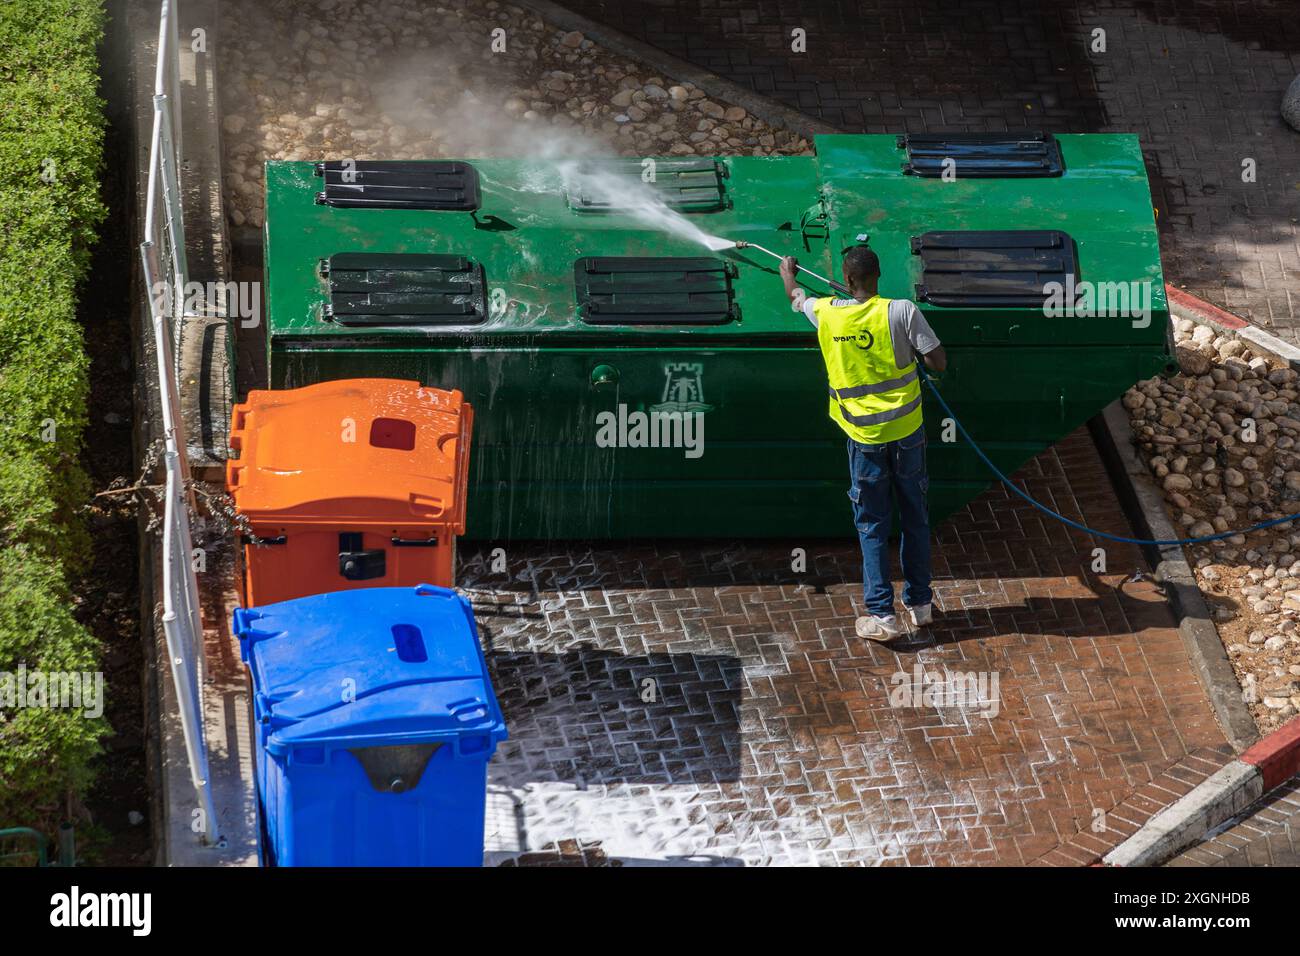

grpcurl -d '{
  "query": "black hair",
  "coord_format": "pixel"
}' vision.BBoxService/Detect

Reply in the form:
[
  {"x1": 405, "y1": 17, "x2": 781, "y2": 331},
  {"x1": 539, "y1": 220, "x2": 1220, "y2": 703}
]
[{"x1": 842, "y1": 246, "x2": 880, "y2": 284}]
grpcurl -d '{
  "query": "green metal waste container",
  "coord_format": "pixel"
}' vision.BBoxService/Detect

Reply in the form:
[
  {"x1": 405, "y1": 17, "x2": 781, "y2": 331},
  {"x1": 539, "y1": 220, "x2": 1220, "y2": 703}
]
[{"x1": 263, "y1": 134, "x2": 1171, "y2": 539}]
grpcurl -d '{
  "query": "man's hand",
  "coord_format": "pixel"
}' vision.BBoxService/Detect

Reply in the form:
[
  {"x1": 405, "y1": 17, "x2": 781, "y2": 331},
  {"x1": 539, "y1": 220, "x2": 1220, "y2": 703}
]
[{"x1": 780, "y1": 255, "x2": 802, "y2": 304}]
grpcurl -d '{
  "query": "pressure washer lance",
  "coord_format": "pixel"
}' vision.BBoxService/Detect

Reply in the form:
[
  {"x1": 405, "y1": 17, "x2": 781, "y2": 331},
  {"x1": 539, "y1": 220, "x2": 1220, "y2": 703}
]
[{"x1": 732, "y1": 240, "x2": 853, "y2": 296}]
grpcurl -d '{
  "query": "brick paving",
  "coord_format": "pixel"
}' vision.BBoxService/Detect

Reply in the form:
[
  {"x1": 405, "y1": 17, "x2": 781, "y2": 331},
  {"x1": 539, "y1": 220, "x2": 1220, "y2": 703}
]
[
  {"x1": 464, "y1": 428, "x2": 1227, "y2": 866},
  {"x1": 1031, "y1": 745, "x2": 1234, "y2": 865},
  {"x1": 1165, "y1": 774, "x2": 1300, "y2": 867},
  {"x1": 560, "y1": 0, "x2": 1300, "y2": 339}
]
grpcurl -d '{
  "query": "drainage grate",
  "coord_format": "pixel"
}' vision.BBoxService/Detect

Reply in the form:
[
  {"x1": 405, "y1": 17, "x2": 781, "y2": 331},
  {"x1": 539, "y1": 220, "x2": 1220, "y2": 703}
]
[
  {"x1": 574, "y1": 256, "x2": 738, "y2": 325},
  {"x1": 314, "y1": 160, "x2": 481, "y2": 210},
  {"x1": 897, "y1": 132, "x2": 1064, "y2": 178},
  {"x1": 566, "y1": 159, "x2": 727, "y2": 212},
  {"x1": 321, "y1": 253, "x2": 487, "y2": 325},
  {"x1": 911, "y1": 230, "x2": 1077, "y2": 308}
]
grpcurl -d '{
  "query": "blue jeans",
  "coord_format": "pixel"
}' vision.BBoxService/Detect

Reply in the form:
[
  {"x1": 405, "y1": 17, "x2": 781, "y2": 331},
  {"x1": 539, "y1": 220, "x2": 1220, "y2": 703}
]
[{"x1": 847, "y1": 427, "x2": 933, "y2": 617}]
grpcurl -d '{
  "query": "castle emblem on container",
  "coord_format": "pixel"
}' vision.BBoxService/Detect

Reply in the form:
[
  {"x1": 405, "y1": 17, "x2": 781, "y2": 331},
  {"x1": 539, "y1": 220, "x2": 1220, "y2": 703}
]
[{"x1": 651, "y1": 362, "x2": 713, "y2": 414}]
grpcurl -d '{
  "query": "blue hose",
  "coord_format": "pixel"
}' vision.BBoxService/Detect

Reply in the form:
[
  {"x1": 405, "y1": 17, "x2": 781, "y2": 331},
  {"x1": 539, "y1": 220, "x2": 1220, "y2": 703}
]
[{"x1": 917, "y1": 368, "x2": 1300, "y2": 547}]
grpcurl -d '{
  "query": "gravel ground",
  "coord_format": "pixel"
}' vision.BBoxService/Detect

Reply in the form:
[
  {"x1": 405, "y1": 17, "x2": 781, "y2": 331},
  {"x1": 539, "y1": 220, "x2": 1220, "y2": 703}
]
[
  {"x1": 1124, "y1": 320, "x2": 1300, "y2": 732},
  {"x1": 218, "y1": 0, "x2": 812, "y2": 227}
]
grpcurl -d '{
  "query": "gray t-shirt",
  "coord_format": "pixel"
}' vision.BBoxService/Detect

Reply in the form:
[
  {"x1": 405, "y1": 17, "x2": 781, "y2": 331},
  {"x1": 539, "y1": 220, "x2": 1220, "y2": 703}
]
[{"x1": 798, "y1": 294, "x2": 941, "y2": 369}]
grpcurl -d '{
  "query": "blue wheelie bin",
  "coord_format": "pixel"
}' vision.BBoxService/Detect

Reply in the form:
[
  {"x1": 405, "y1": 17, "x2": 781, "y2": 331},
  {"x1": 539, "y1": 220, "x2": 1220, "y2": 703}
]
[{"x1": 234, "y1": 584, "x2": 507, "y2": 866}]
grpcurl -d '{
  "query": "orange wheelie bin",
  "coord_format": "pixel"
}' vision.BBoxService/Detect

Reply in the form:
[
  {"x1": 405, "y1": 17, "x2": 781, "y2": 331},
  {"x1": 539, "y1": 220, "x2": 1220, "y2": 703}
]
[{"x1": 226, "y1": 379, "x2": 472, "y2": 607}]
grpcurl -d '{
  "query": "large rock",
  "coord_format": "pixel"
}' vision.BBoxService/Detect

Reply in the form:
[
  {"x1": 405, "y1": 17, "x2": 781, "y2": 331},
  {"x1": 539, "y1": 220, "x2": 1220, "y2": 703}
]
[
  {"x1": 1176, "y1": 344, "x2": 1211, "y2": 376},
  {"x1": 1284, "y1": 74, "x2": 1300, "y2": 132}
]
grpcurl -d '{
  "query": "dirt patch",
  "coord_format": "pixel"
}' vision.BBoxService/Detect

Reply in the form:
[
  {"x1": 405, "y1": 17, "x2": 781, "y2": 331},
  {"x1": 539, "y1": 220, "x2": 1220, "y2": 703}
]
[{"x1": 74, "y1": 48, "x2": 152, "y2": 864}]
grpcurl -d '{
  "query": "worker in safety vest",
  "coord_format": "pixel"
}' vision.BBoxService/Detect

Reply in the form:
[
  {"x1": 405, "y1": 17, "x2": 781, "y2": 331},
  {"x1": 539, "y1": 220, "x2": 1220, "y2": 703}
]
[{"x1": 781, "y1": 248, "x2": 947, "y2": 640}]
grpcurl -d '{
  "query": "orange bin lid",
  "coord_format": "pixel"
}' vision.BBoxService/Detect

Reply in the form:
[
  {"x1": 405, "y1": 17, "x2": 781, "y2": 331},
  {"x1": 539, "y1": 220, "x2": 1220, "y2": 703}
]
[{"x1": 226, "y1": 379, "x2": 473, "y2": 531}]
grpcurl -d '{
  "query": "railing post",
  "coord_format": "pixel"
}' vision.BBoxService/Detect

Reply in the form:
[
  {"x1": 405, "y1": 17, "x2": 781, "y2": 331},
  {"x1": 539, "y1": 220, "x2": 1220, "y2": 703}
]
[
  {"x1": 57, "y1": 824, "x2": 76, "y2": 867},
  {"x1": 163, "y1": 461, "x2": 219, "y2": 846},
  {"x1": 154, "y1": 94, "x2": 190, "y2": 373},
  {"x1": 169, "y1": 0, "x2": 183, "y2": 165},
  {"x1": 140, "y1": 240, "x2": 192, "y2": 487}
]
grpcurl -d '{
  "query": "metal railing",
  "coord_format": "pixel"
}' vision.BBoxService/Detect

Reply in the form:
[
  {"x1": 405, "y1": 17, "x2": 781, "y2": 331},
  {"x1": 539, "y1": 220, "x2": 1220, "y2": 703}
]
[
  {"x1": 139, "y1": 0, "x2": 220, "y2": 847},
  {"x1": 0, "y1": 826, "x2": 76, "y2": 867}
]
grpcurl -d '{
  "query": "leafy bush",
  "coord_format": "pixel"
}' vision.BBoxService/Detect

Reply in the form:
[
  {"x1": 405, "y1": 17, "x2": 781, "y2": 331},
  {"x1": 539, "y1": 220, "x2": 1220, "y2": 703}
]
[{"x1": 0, "y1": 0, "x2": 109, "y2": 835}]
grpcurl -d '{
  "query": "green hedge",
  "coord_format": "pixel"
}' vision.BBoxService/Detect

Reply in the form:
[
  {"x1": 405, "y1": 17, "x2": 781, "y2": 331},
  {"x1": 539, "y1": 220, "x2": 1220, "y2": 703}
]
[{"x1": 0, "y1": 0, "x2": 109, "y2": 834}]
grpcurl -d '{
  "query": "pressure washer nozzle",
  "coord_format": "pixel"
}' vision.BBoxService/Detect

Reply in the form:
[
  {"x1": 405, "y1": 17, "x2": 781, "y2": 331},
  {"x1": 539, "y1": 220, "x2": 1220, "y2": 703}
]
[{"x1": 733, "y1": 240, "x2": 749, "y2": 248}]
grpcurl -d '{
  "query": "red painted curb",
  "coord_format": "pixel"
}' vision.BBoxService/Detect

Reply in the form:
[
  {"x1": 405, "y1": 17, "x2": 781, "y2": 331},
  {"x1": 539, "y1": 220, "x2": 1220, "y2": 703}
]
[
  {"x1": 1165, "y1": 284, "x2": 1249, "y2": 330},
  {"x1": 1240, "y1": 716, "x2": 1300, "y2": 791}
]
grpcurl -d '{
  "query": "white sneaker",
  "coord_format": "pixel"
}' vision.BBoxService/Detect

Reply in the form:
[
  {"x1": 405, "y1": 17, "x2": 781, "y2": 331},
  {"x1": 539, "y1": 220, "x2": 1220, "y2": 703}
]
[
  {"x1": 856, "y1": 614, "x2": 905, "y2": 641},
  {"x1": 906, "y1": 604, "x2": 933, "y2": 628}
]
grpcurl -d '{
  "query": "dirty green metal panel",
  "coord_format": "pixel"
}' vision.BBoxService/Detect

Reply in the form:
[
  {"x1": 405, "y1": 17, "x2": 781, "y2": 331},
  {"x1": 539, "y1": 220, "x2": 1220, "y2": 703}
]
[
  {"x1": 266, "y1": 157, "x2": 825, "y2": 341},
  {"x1": 815, "y1": 134, "x2": 1169, "y2": 347},
  {"x1": 263, "y1": 136, "x2": 1171, "y2": 540}
]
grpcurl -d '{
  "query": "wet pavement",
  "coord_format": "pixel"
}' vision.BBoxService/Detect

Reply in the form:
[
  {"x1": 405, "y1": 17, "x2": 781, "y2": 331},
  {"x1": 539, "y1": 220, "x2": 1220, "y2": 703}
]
[
  {"x1": 561, "y1": 0, "x2": 1300, "y2": 340},
  {"x1": 464, "y1": 428, "x2": 1228, "y2": 865},
  {"x1": 1165, "y1": 773, "x2": 1300, "y2": 866}
]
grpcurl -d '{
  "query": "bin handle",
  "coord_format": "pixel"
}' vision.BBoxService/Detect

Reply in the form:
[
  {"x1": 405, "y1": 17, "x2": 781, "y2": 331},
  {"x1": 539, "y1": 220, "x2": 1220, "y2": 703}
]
[
  {"x1": 799, "y1": 198, "x2": 829, "y2": 248},
  {"x1": 450, "y1": 698, "x2": 489, "y2": 722},
  {"x1": 972, "y1": 323, "x2": 1020, "y2": 344},
  {"x1": 454, "y1": 403, "x2": 473, "y2": 536},
  {"x1": 414, "y1": 583, "x2": 453, "y2": 598}
]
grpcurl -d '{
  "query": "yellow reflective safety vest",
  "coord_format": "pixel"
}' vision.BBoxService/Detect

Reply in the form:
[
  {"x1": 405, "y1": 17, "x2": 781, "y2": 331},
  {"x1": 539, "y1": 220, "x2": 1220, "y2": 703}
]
[{"x1": 814, "y1": 295, "x2": 924, "y2": 445}]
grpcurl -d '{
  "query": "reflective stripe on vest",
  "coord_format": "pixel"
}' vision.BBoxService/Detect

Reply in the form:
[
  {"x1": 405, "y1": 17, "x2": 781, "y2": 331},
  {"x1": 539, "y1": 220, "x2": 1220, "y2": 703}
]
[
  {"x1": 814, "y1": 295, "x2": 924, "y2": 445},
  {"x1": 828, "y1": 366, "x2": 919, "y2": 400},
  {"x1": 834, "y1": 392, "x2": 923, "y2": 427}
]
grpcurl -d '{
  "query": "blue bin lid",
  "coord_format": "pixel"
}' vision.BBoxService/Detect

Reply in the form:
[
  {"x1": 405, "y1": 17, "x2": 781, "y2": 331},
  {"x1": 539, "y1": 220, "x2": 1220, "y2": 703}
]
[{"x1": 233, "y1": 584, "x2": 507, "y2": 755}]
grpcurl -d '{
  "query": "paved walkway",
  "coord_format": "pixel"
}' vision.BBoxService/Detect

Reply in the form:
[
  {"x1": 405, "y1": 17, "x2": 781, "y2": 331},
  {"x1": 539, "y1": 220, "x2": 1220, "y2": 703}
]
[
  {"x1": 1166, "y1": 774, "x2": 1300, "y2": 866},
  {"x1": 562, "y1": 0, "x2": 1300, "y2": 339},
  {"x1": 465, "y1": 429, "x2": 1227, "y2": 865}
]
